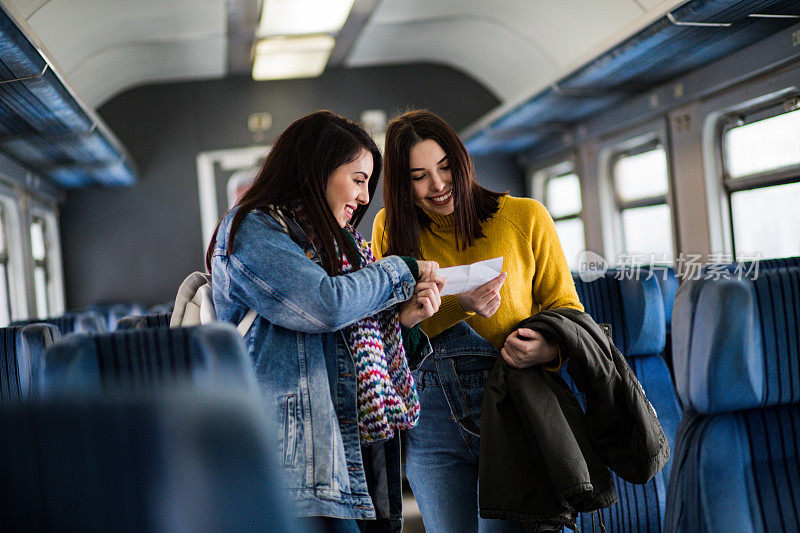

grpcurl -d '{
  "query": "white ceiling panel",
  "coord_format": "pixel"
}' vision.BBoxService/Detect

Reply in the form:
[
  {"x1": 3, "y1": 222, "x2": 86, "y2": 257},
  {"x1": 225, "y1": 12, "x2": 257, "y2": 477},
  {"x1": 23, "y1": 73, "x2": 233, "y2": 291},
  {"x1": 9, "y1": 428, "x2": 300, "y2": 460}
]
[
  {"x1": 4, "y1": 0, "x2": 227, "y2": 109},
  {"x1": 369, "y1": 0, "x2": 645, "y2": 43},
  {"x1": 365, "y1": 0, "x2": 648, "y2": 65},
  {"x1": 68, "y1": 37, "x2": 227, "y2": 108},
  {"x1": 348, "y1": 18, "x2": 559, "y2": 102},
  {"x1": 25, "y1": 0, "x2": 225, "y2": 73},
  {"x1": 6, "y1": 0, "x2": 47, "y2": 18},
  {"x1": 350, "y1": 0, "x2": 688, "y2": 104},
  {"x1": 2, "y1": 0, "x2": 691, "y2": 112},
  {"x1": 635, "y1": 0, "x2": 682, "y2": 10}
]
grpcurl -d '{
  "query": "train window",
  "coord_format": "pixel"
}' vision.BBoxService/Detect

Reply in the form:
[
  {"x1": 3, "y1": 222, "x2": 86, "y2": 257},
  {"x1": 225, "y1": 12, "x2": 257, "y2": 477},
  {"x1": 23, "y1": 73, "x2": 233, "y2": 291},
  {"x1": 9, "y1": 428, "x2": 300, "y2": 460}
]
[
  {"x1": 544, "y1": 173, "x2": 585, "y2": 268},
  {"x1": 614, "y1": 146, "x2": 669, "y2": 201},
  {"x1": 722, "y1": 104, "x2": 800, "y2": 259},
  {"x1": 531, "y1": 161, "x2": 585, "y2": 269},
  {"x1": 30, "y1": 217, "x2": 49, "y2": 318},
  {"x1": 0, "y1": 187, "x2": 28, "y2": 323},
  {"x1": 724, "y1": 108, "x2": 800, "y2": 178},
  {"x1": 729, "y1": 181, "x2": 800, "y2": 259},
  {"x1": 0, "y1": 206, "x2": 11, "y2": 326},
  {"x1": 545, "y1": 173, "x2": 582, "y2": 218},
  {"x1": 611, "y1": 145, "x2": 674, "y2": 262}
]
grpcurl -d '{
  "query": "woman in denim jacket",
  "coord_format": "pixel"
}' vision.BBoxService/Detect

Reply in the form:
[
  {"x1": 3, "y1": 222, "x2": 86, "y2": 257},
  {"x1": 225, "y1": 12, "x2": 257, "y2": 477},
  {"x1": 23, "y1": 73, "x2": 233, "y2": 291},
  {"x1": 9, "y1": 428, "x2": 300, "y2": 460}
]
[
  {"x1": 373, "y1": 110, "x2": 583, "y2": 532},
  {"x1": 207, "y1": 111, "x2": 444, "y2": 531}
]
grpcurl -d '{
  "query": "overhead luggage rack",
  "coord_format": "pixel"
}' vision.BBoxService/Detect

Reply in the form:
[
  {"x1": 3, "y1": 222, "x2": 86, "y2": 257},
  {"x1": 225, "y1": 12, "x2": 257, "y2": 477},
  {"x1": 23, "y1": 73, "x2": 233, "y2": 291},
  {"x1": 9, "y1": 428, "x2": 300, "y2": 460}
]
[
  {"x1": 465, "y1": 0, "x2": 800, "y2": 157},
  {"x1": 0, "y1": 5, "x2": 136, "y2": 188}
]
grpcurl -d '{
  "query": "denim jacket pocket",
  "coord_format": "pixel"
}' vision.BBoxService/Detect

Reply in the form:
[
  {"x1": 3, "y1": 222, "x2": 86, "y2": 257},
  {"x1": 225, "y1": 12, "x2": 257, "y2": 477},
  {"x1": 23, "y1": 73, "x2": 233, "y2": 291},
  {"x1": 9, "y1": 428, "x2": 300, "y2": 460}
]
[{"x1": 282, "y1": 393, "x2": 299, "y2": 468}]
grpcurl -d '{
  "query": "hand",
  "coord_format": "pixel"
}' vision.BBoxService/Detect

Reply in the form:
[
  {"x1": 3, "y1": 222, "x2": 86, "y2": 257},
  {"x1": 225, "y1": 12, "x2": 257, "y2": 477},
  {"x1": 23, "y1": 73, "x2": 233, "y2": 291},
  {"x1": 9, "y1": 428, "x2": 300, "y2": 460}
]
[
  {"x1": 456, "y1": 272, "x2": 507, "y2": 318},
  {"x1": 416, "y1": 260, "x2": 446, "y2": 293},
  {"x1": 399, "y1": 280, "x2": 442, "y2": 327},
  {"x1": 500, "y1": 328, "x2": 558, "y2": 369},
  {"x1": 417, "y1": 260, "x2": 439, "y2": 281}
]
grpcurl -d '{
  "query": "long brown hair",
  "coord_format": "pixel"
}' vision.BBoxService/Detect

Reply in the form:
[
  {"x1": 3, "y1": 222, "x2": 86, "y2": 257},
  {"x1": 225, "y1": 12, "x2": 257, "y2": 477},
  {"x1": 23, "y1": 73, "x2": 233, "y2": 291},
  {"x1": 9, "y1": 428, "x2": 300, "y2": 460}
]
[
  {"x1": 205, "y1": 111, "x2": 382, "y2": 275},
  {"x1": 381, "y1": 109, "x2": 503, "y2": 257}
]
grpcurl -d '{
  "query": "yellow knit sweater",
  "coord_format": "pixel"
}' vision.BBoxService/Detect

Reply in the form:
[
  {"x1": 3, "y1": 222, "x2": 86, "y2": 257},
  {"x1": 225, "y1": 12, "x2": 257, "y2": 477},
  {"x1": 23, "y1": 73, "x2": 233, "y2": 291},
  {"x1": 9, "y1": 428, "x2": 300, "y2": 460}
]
[{"x1": 372, "y1": 195, "x2": 583, "y2": 349}]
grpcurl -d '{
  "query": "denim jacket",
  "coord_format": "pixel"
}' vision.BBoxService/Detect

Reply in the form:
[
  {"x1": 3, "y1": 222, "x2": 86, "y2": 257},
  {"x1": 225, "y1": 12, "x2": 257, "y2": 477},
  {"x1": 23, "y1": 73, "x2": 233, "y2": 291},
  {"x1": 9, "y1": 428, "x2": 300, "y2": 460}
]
[{"x1": 211, "y1": 207, "x2": 417, "y2": 520}]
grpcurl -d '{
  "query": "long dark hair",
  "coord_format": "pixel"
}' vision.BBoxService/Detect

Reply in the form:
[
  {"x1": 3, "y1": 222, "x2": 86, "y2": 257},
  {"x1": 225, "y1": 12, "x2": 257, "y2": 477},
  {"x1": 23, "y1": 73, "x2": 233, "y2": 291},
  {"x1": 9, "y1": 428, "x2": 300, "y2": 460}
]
[
  {"x1": 381, "y1": 109, "x2": 504, "y2": 258},
  {"x1": 205, "y1": 110, "x2": 382, "y2": 275}
]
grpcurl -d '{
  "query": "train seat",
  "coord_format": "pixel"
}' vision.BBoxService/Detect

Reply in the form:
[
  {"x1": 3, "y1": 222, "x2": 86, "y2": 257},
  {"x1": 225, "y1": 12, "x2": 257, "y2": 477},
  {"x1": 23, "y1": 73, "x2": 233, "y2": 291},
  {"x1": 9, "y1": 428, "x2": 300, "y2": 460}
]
[
  {"x1": 651, "y1": 267, "x2": 678, "y2": 333},
  {"x1": 749, "y1": 255, "x2": 800, "y2": 270},
  {"x1": 631, "y1": 266, "x2": 679, "y2": 335},
  {"x1": 116, "y1": 312, "x2": 172, "y2": 330},
  {"x1": 0, "y1": 324, "x2": 59, "y2": 403},
  {"x1": 88, "y1": 302, "x2": 146, "y2": 330},
  {"x1": 147, "y1": 301, "x2": 175, "y2": 315},
  {"x1": 647, "y1": 266, "x2": 679, "y2": 380},
  {"x1": 696, "y1": 255, "x2": 800, "y2": 281},
  {"x1": 0, "y1": 391, "x2": 298, "y2": 531},
  {"x1": 571, "y1": 272, "x2": 682, "y2": 532},
  {"x1": 665, "y1": 266, "x2": 800, "y2": 532},
  {"x1": 39, "y1": 323, "x2": 258, "y2": 397},
  {"x1": 11, "y1": 310, "x2": 106, "y2": 335}
]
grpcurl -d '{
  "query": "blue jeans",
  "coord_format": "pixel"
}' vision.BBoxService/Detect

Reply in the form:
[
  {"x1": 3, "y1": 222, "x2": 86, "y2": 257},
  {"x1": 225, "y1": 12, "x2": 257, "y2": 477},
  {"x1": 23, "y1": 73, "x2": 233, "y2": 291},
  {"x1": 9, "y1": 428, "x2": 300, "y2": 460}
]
[{"x1": 404, "y1": 323, "x2": 525, "y2": 533}]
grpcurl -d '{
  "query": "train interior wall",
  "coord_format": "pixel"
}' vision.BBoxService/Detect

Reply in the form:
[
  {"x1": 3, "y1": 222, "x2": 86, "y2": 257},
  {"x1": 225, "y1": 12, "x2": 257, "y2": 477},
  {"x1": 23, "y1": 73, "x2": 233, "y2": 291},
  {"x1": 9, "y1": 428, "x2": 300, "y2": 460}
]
[
  {"x1": 520, "y1": 22, "x2": 800, "y2": 266},
  {"x1": 55, "y1": 20, "x2": 800, "y2": 311},
  {"x1": 59, "y1": 63, "x2": 512, "y2": 309}
]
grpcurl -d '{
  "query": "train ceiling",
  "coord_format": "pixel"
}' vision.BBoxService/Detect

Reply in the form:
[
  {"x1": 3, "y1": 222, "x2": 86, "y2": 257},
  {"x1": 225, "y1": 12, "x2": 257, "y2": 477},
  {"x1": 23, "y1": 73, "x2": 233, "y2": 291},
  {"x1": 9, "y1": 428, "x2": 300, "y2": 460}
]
[
  {"x1": 4, "y1": 0, "x2": 684, "y2": 110},
  {"x1": 0, "y1": 5, "x2": 135, "y2": 187},
  {"x1": 463, "y1": 0, "x2": 800, "y2": 156},
  {"x1": 0, "y1": 0, "x2": 798, "y2": 188}
]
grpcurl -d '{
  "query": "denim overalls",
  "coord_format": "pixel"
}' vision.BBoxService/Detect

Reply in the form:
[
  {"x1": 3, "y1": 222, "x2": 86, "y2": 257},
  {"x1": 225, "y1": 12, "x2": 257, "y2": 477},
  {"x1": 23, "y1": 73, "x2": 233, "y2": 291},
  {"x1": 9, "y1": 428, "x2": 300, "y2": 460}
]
[{"x1": 404, "y1": 321, "x2": 525, "y2": 533}]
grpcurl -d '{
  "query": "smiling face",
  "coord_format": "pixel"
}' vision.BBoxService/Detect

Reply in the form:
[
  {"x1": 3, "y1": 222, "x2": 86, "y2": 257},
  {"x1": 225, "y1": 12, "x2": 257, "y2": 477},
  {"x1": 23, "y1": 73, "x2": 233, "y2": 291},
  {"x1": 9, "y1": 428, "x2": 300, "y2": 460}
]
[
  {"x1": 409, "y1": 139, "x2": 454, "y2": 216},
  {"x1": 325, "y1": 149, "x2": 373, "y2": 228}
]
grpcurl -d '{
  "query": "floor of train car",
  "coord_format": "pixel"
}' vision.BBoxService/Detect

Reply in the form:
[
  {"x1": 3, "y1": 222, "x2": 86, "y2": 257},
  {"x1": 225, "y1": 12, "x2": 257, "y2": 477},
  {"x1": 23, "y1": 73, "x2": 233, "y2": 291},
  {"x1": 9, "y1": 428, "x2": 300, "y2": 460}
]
[{"x1": 402, "y1": 479, "x2": 425, "y2": 532}]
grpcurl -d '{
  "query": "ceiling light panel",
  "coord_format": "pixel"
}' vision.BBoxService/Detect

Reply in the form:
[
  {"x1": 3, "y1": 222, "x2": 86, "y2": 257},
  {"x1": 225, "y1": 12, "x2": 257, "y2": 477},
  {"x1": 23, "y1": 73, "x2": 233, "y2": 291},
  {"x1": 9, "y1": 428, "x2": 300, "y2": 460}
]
[
  {"x1": 252, "y1": 35, "x2": 335, "y2": 80},
  {"x1": 258, "y1": 0, "x2": 355, "y2": 36}
]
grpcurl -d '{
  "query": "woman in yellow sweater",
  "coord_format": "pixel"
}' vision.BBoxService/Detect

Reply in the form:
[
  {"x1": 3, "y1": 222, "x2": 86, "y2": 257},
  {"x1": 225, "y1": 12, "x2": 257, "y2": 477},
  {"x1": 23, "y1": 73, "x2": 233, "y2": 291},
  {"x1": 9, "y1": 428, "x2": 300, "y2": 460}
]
[{"x1": 372, "y1": 110, "x2": 583, "y2": 532}]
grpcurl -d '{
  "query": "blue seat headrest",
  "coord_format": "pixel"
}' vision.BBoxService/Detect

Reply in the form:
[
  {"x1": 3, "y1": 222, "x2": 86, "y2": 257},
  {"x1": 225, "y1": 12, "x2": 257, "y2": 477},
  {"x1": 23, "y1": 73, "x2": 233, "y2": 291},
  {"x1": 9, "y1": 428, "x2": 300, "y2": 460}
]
[
  {"x1": 573, "y1": 273, "x2": 665, "y2": 356},
  {"x1": 0, "y1": 391, "x2": 297, "y2": 531},
  {"x1": 40, "y1": 323, "x2": 257, "y2": 397},
  {"x1": 115, "y1": 312, "x2": 171, "y2": 330},
  {"x1": 649, "y1": 267, "x2": 678, "y2": 331},
  {"x1": 11, "y1": 311, "x2": 106, "y2": 334},
  {"x1": 87, "y1": 303, "x2": 145, "y2": 329},
  {"x1": 672, "y1": 267, "x2": 800, "y2": 414},
  {"x1": 0, "y1": 325, "x2": 59, "y2": 403},
  {"x1": 749, "y1": 256, "x2": 800, "y2": 270}
]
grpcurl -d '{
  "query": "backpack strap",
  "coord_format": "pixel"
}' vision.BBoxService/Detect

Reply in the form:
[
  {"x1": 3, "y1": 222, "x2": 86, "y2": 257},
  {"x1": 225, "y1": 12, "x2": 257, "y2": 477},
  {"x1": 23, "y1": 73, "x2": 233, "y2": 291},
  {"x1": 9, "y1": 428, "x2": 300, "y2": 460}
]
[
  {"x1": 236, "y1": 309, "x2": 258, "y2": 337},
  {"x1": 198, "y1": 280, "x2": 257, "y2": 337},
  {"x1": 198, "y1": 284, "x2": 217, "y2": 325}
]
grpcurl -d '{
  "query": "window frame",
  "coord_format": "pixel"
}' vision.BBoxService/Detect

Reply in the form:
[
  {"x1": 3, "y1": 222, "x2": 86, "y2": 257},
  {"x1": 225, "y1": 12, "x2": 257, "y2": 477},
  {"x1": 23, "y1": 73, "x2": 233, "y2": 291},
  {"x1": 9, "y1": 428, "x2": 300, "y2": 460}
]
[
  {"x1": 533, "y1": 160, "x2": 583, "y2": 220},
  {"x1": 719, "y1": 97, "x2": 800, "y2": 193},
  {"x1": 609, "y1": 140, "x2": 670, "y2": 209},
  {"x1": 0, "y1": 183, "x2": 28, "y2": 323},
  {"x1": 598, "y1": 119, "x2": 678, "y2": 265},
  {"x1": 713, "y1": 93, "x2": 800, "y2": 260},
  {"x1": 30, "y1": 215, "x2": 50, "y2": 318},
  {"x1": 0, "y1": 204, "x2": 12, "y2": 325},
  {"x1": 528, "y1": 157, "x2": 586, "y2": 268},
  {"x1": 28, "y1": 201, "x2": 65, "y2": 319}
]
